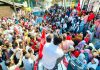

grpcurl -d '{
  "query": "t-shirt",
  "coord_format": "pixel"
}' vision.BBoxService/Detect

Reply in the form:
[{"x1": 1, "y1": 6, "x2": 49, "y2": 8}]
[
  {"x1": 41, "y1": 42, "x2": 64, "y2": 69},
  {"x1": 16, "y1": 48, "x2": 23, "y2": 59},
  {"x1": 87, "y1": 58, "x2": 99, "y2": 69},
  {"x1": 26, "y1": 45, "x2": 31, "y2": 53},
  {"x1": 23, "y1": 57, "x2": 33, "y2": 70},
  {"x1": 0, "y1": 61, "x2": 8, "y2": 70},
  {"x1": 63, "y1": 23, "x2": 67, "y2": 29},
  {"x1": 87, "y1": 13, "x2": 95, "y2": 22},
  {"x1": 62, "y1": 40, "x2": 74, "y2": 50},
  {"x1": 66, "y1": 36, "x2": 72, "y2": 40}
]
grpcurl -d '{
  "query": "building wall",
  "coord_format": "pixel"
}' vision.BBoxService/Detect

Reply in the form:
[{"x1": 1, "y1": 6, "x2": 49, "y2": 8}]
[
  {"x1": 82, "y1": 0, "x2": 100, "y2": 12},
  {"x1": 0, "y1": 6, "x2": 14, "y2": 18},
  {"x1": 85, "y1": 0, "x2": 100, "y2": 12}
]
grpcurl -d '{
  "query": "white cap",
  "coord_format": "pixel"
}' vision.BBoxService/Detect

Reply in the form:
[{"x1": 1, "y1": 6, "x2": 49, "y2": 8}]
[
  {"x1": 87, "y1": 30, "x2": 90, "y2": 33},
  {"x1": 93, "y1": 58, "x2": 99, "y2": 64},
  {"x1": 78, "y1": 17, "x2": 80, "y2": 19},
  {"x1": 89, "y1": 43, "x2": 95, "y2": 49}
]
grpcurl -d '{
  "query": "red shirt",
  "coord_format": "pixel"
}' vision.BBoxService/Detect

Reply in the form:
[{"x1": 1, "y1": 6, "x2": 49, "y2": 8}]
[
  {"x1": 43, "y1": 15, "x2": 46, "y2": 20},
  {"x1": 66, "y1": 36, "x2": 72, "y2": 40},
  {"x1": 72, "y1": 50, "x2": 80, "y2": 57},
  {"x1": 84, "y1": 37, "x2": 89, "y2": 44},
  {"x1": 88, "y1": 13, "x2": 95, "y2": 22},
  {"x1": 82, "y1": 10, "x2": 86, "y2": 15},
  {"x1": 31, "y1": 39, "x2": 37, "y2": 50}
]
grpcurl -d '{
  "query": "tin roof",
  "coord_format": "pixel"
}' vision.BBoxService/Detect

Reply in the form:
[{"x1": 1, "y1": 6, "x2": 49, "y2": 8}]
[{"x1": 0, "y1": 0, "x2": 23, "y2": 7}]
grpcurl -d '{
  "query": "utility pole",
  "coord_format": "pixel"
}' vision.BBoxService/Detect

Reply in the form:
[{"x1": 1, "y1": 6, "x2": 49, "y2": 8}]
[
  {"x1": 28, "y1": 0, "x2": 30, "y2": 7},
  {"x1": 64, "y1": 0, "x2": 66, "y2": 9},
  {"x1": 63, "y1": 0, "x2": 65, "y2": 8}
]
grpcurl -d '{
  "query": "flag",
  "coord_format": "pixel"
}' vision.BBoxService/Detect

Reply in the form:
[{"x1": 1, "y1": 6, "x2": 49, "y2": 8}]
[
  {"x1": 34, "y1": 60, "x2": 39, "y2": 70},
  {"x1": 76, "y1": 0, "x2": 81, "y2": 12},
  {"x1": 38, "y1": 28, "x2": 46, "y2": 59},
  {"x1": 34, "y1": 29, "x2": 46, "y2": 70},
  {"x1": 41, "y1": 28, "x2": 46, "y2": 39},
  {"x1": 63, "y1": 57, "x2": 68, "y2": 67}
]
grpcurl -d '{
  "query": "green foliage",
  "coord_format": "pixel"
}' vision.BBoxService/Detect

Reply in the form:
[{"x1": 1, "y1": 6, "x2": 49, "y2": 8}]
[
  {"x1": 41, "y1": 0, "x2": 44, "y2": 2},
  {"x1": 11, "y1": 0, "x2": 21, "y2": 3},
  {"x1": 73, "y1": 0, "x2": 78, "y2": 3}
]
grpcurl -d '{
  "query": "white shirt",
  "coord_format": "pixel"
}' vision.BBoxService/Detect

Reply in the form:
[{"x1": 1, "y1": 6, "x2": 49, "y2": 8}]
[
  {"x1": 26, "y1": 45, "x2": 31, "y2": 53},
  {"x1": 32, "y1": 19, "x2": 36, "y2": 25},
  {"x1": 72, "y1": 9, "x2": 77, "y2": 14},
  {"x1": 41, "y1": 42, "x2": 64, "y2": 69},
  {"x1": 63, "y1": 23, "x2": 67, "y2": 29},
  {"x1": 26, "y1": 46, "x2": 34, "y2": 54},
  {"x1": 7, "y1": 57, "x2": 22, "y2": 70},
  {"x1": 0, "y1": 61, "x2": 8, "y2": 70},
  {"x1": 61, "y1": 18, "x2": 64, "y2": 23},
  {"x1": 23, "y1": 57, "x2": 33, "y2": 70},
  {"x1": 69, "y1": 16, "x2": 73, "y2": 22},
  {"x1": 16, "y1": 48, "x2": 23, "y2": 59},
  {"x1": 87, "y1": 58, "x2": 99, "y2": 69},
  {"x1": 7, "y1": 34, "x2": 13, "y2": 43}
]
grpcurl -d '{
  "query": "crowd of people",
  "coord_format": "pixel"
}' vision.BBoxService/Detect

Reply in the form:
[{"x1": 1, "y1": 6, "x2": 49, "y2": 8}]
[{"x1": 0, "y1": 4, "x2": 100, "y2": 70}]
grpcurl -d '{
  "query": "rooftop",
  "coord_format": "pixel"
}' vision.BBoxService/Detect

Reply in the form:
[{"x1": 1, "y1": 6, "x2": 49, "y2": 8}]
[{"x1": 0, "y1": 0, "x2": 23, "y2": 7}]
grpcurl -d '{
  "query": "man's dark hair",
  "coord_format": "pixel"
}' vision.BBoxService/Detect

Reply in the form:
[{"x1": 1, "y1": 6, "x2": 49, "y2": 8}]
[
  {"x1": 88, "y1": 46, "x2": 93, "y2": 51},
  {"x1": 53, "y1": 34, "x2": 62, "y2": 45},
  {"x1": 28, "y1": 48, "x2": 32, "y2": 53},
  {"x1": 46, "y1": 35, "x2": 52, "y2": 43},
  {"x1": 28, "y1": 34, "x2": 31, "y2": 37},
  {"x1": 12, "y1": 42, "x2": 18, "y2": 49},
  {"x1": 5, "y1": 59, "x2": 11, "y2": 67},
  {"x1": 67, "y1": 32, "x2": 70, "y2": 35},
  {"x1": 12, "y1": 37, "x2": 16, "y2": 41},
  {"x1": 89, "y1": 68, "x2": 95, "y2": 70},
  {"x1": 29, "y1": 42, "x2": 33, "y2": 46}
]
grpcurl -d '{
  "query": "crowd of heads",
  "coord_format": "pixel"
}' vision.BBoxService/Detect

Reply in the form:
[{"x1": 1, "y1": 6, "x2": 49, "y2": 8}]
[{"x1": 0, "y1": 4, "x2": 100, "y2": 70}]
